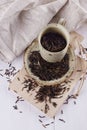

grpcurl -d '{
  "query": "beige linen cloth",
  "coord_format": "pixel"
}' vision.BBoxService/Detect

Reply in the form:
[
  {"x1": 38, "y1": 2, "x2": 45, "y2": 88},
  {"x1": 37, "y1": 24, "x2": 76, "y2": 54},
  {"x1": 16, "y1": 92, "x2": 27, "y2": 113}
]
[{"x1": 0, "y1": 0, "x2": 87, "y2": 62}]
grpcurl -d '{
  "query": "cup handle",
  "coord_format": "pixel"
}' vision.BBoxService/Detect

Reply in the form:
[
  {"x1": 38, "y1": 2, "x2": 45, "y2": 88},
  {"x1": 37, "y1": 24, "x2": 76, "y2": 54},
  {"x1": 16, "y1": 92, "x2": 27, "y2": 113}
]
[{"x1": 58, "y1": 18, "x2": 66, "y2": 26}]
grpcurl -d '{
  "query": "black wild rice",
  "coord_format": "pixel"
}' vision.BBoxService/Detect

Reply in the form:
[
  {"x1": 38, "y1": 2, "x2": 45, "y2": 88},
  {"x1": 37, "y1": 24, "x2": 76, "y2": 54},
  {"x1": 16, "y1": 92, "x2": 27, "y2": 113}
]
[
  {"x1": 61, "y1": 110, "x2": 63, "y2": 114},
  {"x1": 41, "y1": 32, "x2": 66, "y2": 52},
  {"x1": 64, "y1": 95, "x2": 77, "y2": 104},
  {"x1": 38, "y1": 115, "x2": 45, "y2": 118},
  {"x1": 13, "y1": 105, "x2": 18, "y2": 110},
  {"x1": 15, "y1": 96, "x2": 24, "y2": 104},
  {"x1": 22, "y1": 77, "x2": 38, "y2": 93},
  {"x1": 19, "y1": 111, "x2": 23, "y2": 113},
  {"x1": 39, "y1": 119, "x2": 43, "y2": 123},
  {"x1": 35, "y1": 85, "x2": 66, "y2": 113},
  {"x1": 29, "y1": 51, "x2": 69, "y2": 81},
  {"x1": 74, "y1": 101, "x2": 76, "y2": 105},
  {"x1": 59, "y1": 118, "x2": 66, "y2": 123}
]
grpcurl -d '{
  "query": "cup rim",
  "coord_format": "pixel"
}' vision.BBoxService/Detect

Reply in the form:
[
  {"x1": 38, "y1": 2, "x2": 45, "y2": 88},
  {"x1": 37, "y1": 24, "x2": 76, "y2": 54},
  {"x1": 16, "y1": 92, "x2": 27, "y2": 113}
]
[{"x1": 38, "y1": 23, "x2": 70, "y2": 54}]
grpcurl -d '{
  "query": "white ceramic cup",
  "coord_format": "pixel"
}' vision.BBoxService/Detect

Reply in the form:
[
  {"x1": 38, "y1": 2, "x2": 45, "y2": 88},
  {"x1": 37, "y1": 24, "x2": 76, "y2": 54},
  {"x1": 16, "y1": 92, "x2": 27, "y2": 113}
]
[{"x1": 38, "y1": 23, "x2": 70, "y2": 63}]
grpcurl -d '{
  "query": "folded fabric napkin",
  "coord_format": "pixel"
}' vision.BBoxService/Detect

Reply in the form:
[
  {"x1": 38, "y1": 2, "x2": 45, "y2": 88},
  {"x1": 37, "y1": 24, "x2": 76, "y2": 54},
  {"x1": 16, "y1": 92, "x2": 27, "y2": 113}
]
[{"x1": 0, "y1": 0, "x2": 87, "y2": 62}]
